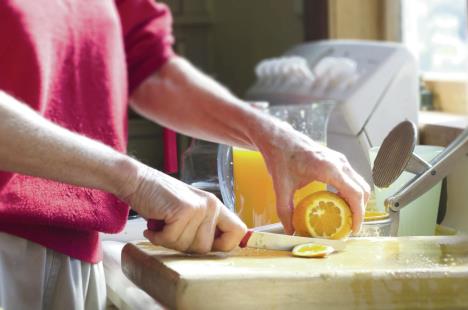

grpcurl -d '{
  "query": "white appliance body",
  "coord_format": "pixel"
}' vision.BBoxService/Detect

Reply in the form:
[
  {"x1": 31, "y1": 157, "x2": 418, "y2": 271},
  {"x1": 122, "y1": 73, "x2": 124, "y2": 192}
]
[{"x1": 247, "y1": 40, "x2": 419, "y2": 183}]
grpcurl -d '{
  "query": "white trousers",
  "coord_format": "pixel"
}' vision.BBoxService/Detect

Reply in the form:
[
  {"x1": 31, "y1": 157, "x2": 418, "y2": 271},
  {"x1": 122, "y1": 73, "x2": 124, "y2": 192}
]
[{"x1": 0, "y1": 233, "x2": 106, "y2": 310}]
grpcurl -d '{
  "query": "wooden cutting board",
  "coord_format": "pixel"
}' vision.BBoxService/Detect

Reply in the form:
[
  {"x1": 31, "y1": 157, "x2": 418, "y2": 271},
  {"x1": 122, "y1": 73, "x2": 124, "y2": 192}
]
[{"x1": 121, "y1": 236, "x2": 468, "y2": 309}]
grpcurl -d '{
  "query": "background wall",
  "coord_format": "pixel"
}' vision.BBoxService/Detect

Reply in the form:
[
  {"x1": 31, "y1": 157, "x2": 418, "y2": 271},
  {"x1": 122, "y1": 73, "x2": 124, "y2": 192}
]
[
  {"x1": 210, "y1": 0, "x2": 304, "y2": 96},
  {"x1": 162, "y1": 0, "x2": 304, "y2": 96},
  {"x1": 128, "y1": 0, "x2": 305, "y2": 172},
  {"x1": 328, "y1": 0, "x2": 384, "y2": 40}
]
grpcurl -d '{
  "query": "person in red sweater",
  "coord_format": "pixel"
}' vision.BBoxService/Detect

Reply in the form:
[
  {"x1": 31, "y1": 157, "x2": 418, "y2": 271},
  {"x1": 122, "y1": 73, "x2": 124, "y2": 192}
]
[{"x1": 0, "y1": 0, "x2": 370, "y2": 309}]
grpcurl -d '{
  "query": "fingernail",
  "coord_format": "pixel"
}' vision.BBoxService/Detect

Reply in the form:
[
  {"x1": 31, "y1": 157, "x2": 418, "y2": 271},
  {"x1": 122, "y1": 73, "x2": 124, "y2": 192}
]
[{"x1": 352, "y1": 224, "x2": 362, "y2": 236}]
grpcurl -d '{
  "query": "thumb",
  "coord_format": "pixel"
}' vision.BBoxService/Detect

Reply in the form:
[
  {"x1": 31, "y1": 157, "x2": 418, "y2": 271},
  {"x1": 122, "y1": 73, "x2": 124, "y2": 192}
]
[
  {"x1": 212, "y1": 206, "x2": 247, "y2": 252},
  {"x1": 273, "y1": 179, "x2": 295, "y2": 235}
]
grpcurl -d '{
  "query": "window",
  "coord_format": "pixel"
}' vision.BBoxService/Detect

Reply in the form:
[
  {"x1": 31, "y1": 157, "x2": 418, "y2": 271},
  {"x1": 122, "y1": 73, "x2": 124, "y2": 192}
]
[
  {"x1": 401, "y1": 0, "x2": 468, "y2": 113},
  {"x1": 402, "y1": 0, "x2": 468, "y2": 76}
]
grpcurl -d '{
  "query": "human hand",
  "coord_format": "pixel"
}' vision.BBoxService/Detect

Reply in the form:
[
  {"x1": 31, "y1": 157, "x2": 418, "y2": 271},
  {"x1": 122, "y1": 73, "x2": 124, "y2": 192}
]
[
  {"x1": 256, "y1": 119, "x2": 370, "y2": 235},
  {"x1": 122, "y1": 164, "x2": 247, "y2": 253}
]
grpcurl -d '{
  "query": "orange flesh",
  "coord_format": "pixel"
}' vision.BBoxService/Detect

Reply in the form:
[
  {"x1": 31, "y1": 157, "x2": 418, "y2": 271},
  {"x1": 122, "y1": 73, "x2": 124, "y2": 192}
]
[
  {"x1": 297, "y1": 244, "x2": 328, "y2": 252},
  {"x1": 293, "y1": 191, "x2": 352, "y2": 239},
  {"x1": 309, "y1": 201, "x2": 342, "y2": 236},
  {"x1": 292, "y1": 243, "x2": 334, "y2": 258}
]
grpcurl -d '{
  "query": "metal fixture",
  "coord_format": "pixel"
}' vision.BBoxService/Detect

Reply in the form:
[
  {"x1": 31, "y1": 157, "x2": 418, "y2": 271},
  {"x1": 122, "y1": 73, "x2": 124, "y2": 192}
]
[{"x1": 373, "y1": 120, "x2": 468, "y2": 236}]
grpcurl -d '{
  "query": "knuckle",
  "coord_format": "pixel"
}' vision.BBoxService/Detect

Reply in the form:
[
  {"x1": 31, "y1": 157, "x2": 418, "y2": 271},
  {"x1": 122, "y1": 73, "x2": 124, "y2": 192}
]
[
  {"x1": 210, "y1": 200, "x2": 221, "y2": 215},
  {"x1": 195, "y1": 204, "x2": 207, "y2": 219},
  {"x1": 144, "y1": 233, "x2": 159, "y2": 246},
  {"x1": 351, "y1": 186, "x2": 364, "y2": 199},
  {"x1": 173, "y1": 240, "x2": 191, "y2": 252},
  {"x1": 205, "y1": 193, "x2": 217, "y2": 206},
  {"x1": 182, "y1": 203, "x2": 197, "y2": 217},
  {"x1": 193, "y1": 243, "x2": 211, "y2": 254},
  {"x1": 203, "y1": 195, "x2": 221, "y2": 218},
  {"x1": 343, "y1": 187, "x2": 363, "y2": 207},
  {"x1": 342, "y1": 165, "x2": 352, "y2": 174},
  {"x1": 337, "y1": 153, "x2": 348, "y2": 162},
  {"x1": 205, "y1": 192, "x2": 218, "y2": 202},
  {"x1": 185, "y1": 203, "x2": 205, "y2": 221},
  {"x1": 175, "y1": 245, "x2": 190, "y2": 253},
  {"x1": 162, "y1": 233, "x2": 178, "y2": 244}
]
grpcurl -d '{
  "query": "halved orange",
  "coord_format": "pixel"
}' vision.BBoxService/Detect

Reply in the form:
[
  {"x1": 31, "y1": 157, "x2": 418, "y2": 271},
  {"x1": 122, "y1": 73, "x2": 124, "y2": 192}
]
[
  {"x1": 292, "y1": 243, "x2": 335, "y2": 258},
  {"x1": 292, "y1": 191, "x2": 352, "y2": 240}
]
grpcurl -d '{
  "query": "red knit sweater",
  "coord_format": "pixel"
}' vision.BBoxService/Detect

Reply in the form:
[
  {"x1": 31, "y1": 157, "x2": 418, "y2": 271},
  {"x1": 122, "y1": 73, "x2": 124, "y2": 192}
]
[{"x1": 0, "y1": 0, "x2": 174, "y2": 263}]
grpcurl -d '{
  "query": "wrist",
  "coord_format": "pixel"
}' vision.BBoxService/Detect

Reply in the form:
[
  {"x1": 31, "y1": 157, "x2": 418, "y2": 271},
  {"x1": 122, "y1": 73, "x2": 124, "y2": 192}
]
[
  {"x1": 106, "y1": 155, "x2": 143, "y2": 202},
  {"x1": 248, "y1": 111, "x2": 294, "y2": 155}
]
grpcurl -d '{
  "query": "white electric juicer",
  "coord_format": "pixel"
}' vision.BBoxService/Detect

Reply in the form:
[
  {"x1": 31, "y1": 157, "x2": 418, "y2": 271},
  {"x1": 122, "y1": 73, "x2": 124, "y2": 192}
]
[{"x1": 246, "y1": 40, "x2": 420, "y2": 184}]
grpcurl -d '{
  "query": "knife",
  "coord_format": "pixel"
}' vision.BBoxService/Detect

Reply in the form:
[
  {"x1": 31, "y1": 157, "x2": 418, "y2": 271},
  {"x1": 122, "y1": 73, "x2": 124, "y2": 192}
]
[{"x1": 147, "y1": 220, "x2": 346, "y2": 252}]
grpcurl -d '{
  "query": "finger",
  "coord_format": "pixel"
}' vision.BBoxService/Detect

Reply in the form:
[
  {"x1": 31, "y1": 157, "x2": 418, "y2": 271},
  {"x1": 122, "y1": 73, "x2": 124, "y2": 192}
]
[
  {"x1": 172, "y1": 206, "x2": 206, "y2": 252},
  {"x1": 344, "y1": 166, "x2": 371, "y2": 204},
  {"x1": 273, "y1": 179, "x2": 295, "y2": 235},
  {"x1": 353, "y1": 171, "x2": 371, "y2": 203},
  {"x1": 276, "y1": 197, "x2": 294, "y2": 235},
  {"x1": 330, "y1": 173, "x2": 365, "y2": 234},
  {"x1": 212, "y1": 206, "x2": 247, "y2": 252},
  {"x1": 143, "y1": 209, "x2": 192, "y2": 249},
  {"x1": 188, "y1": 197, "x2": 220, "y2": 253},
  {"x1": 143, "y1": 229, "x2": 161, "y2": 245},
  {"x1": 341, "y1": 159, "x2": 370, "y2": 206}
]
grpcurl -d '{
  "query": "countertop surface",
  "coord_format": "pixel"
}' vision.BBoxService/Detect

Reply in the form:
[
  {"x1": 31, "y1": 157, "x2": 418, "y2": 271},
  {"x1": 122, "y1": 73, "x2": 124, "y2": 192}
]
[
  {"x1": 122, "y1": 235, "x2": 468, "y2": 309},
  {"x1": 101, "y1": 217, "x2": 165, "y2": 310},
  {"x1": 419, "y1": 110, "x2": 467, "y2": 146},
  {"x1": 106, "y1": 112, "x2": 468, "y2": 309}
]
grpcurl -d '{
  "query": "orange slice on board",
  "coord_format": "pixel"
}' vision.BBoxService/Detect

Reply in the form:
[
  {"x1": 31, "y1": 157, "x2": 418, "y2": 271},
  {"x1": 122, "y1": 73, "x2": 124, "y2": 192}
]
[
  {"x1": 292, "y1": 243, "x2": 335, "y2": 258},
  {"x1": 292, "y1": 191, "x2": 352, "y2": 240}
]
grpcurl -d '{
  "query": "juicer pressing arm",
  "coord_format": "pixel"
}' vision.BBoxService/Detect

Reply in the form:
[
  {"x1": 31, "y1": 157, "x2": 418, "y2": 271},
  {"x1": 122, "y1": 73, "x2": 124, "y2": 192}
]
[{"x1": 372, "y1": 121, "x2": 468, "y2": 236}]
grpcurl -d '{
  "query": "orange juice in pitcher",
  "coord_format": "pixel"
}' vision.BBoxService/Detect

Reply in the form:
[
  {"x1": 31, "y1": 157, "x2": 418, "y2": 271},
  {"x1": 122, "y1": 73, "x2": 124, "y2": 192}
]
[
  {"x1": 218, "y1": 101, "x2": 336, "y2": 228},
  {"x1": 233, "y1": 147, "x2": 326, "y2": 228}
]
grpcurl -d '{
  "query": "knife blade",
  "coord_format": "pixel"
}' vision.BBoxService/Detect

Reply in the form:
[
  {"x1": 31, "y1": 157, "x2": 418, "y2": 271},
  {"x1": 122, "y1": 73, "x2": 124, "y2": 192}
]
[
  {"x1": 239, "y1": 230, "x2": 346, "y2": 251},
  {"x1": 147, "y1": 219, "x2": 346, "y2": 252}
]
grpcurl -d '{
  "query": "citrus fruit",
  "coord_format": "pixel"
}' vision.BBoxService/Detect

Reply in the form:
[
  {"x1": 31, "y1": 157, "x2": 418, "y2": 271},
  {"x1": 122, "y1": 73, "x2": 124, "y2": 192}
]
[
  {"x1": 292, "y1": 191, "x2": 352, "y2": 239},
  {"x1": 292, "y1": 243, "x2": 334, "y2": 258},
  {"x1": 364, "y1": 211, "x2": 389, "y2": 221}
]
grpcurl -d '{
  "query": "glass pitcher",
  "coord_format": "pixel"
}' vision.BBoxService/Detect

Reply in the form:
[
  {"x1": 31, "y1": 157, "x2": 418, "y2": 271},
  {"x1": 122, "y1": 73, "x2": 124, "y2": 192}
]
[
  {"x1": 217, "y1": 101, "x2": 336, "y2": 228},
  {"x1": 181, "y1": 139, "x2": 221, "y2": 199}
]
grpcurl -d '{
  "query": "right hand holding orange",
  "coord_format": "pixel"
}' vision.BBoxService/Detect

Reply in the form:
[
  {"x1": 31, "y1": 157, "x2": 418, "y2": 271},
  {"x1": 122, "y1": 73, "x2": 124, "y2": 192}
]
[{"x1": 254, "y1": 121, "x2": 370, "y2": 235}]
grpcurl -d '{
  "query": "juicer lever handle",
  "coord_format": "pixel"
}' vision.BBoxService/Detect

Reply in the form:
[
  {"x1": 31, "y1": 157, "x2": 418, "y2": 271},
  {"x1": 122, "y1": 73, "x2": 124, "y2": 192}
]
[{"x1": 385, "y1": 127, "x2": 468, "y2": 212}]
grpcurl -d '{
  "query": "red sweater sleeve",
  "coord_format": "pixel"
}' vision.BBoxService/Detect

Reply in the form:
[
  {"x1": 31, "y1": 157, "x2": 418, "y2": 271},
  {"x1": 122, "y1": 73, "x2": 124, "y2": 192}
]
[{"x1": 116, "y1": 0, "x2": 175, "y2": 94}]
